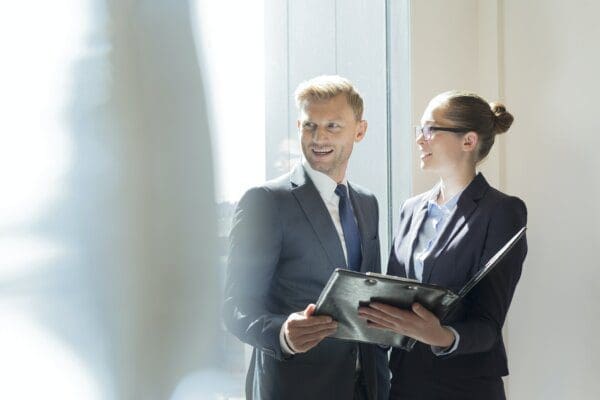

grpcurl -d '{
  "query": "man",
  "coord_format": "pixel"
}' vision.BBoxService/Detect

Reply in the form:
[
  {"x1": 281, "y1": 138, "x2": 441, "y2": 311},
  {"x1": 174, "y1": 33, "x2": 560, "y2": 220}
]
[{"x1": 223, "y1": 75, "x2": 389, "y2": 399}]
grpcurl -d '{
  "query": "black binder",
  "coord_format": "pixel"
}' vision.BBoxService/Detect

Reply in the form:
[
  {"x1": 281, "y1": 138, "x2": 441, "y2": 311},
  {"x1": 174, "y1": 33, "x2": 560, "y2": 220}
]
[{"x1": 314, "y1": 226, "x2": 527, "y2": 351}]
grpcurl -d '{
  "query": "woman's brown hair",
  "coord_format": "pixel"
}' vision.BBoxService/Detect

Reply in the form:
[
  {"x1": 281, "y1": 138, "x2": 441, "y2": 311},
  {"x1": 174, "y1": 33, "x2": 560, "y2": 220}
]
[{"x1": 433, "y1": 91, "x2": 514, "y2": 162}]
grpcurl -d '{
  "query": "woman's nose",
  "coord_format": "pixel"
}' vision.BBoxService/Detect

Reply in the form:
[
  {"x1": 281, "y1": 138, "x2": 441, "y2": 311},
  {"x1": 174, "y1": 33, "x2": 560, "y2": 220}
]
[{"x1": 415, "y1": 132, "x2": 425, "y2": 145}]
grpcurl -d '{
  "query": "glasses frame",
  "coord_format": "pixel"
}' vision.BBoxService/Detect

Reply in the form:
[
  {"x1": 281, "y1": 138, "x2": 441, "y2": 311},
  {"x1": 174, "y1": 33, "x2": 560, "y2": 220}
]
[{"x1": 414, "y1": 125, "x2": 471, "y2": 141}]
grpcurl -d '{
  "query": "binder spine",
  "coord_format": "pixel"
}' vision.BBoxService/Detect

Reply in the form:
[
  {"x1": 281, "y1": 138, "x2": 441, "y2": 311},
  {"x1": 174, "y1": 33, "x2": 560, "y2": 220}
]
[{"x1": 314, "y1": 270, "x2": 339, "y2": 312}]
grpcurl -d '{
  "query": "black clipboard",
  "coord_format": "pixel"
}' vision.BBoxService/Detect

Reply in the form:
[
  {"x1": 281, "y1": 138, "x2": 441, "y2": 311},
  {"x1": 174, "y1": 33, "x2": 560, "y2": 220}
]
[{"x1": 314, "y1": 226, "x2": 527, "y2": 350}]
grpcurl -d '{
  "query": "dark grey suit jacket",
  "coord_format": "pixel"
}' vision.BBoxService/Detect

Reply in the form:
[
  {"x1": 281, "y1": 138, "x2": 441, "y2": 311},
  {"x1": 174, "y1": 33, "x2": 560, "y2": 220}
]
[
  {"x1": 387, "y1": 173, "x2": 527, "y2": 400},
  {"x1": 223, "y1": 164, "x2": 390, "y2": 400}
]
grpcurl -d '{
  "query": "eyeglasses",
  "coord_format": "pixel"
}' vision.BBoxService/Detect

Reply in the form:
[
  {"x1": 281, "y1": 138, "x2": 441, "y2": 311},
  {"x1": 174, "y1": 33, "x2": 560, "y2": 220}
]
[{"x1": 414, "y1": 125, "x2": 471, "y2": 141}]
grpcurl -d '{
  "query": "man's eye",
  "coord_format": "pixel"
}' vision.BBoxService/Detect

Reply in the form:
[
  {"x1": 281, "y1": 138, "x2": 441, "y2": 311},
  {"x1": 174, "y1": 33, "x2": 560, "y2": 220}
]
[
  {"x1": 328, "y1": 123, "x2": 340, "y2": 129},
  {"x1": 303, "y1": 122, "x2": 316, "y2": 129}
]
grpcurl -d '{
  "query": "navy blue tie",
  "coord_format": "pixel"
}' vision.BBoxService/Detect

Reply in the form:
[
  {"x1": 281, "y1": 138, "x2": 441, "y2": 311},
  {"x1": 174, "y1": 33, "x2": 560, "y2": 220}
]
[{"x1": 335, "y1": 184, "x2": 362, "y2": 270}]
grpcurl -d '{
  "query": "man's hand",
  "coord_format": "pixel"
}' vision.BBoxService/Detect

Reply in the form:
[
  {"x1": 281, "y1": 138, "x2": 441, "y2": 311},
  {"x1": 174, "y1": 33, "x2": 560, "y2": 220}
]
[{"x1": 283, "y1": 304, "x2": 338, "y2": 353}]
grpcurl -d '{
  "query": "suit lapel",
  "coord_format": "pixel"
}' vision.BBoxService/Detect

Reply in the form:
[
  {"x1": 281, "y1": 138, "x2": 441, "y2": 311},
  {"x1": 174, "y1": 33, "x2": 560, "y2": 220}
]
[
  {"x1": 290, "y1": 165, "x2": 347, "y2": 269},
  {"x1": 348, "y1": 184, "x2": 370, "y2": 273},
  {"x1": 422, "y1": 173, "x2": 490, "y2": 282}
]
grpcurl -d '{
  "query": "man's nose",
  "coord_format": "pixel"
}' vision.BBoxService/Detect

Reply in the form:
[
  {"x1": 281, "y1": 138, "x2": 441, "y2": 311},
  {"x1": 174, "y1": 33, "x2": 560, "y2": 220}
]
[{"x1": 313, "y1": 126, "x2": 327, "y2": 143}]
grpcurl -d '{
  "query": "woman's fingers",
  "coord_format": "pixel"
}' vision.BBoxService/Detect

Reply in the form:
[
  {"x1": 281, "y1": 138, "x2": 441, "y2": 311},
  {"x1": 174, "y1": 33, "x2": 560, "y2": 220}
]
[{"x1": 411, "y1": 303, "x2": 437, "y2": 322}]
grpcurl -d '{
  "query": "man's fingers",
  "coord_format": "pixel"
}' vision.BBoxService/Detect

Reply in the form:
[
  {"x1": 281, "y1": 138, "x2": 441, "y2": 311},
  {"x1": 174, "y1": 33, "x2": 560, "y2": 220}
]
[
  {"x1": 289, "y1": 321, "x2": 337, "y2": 337},
  {"x1": 296, "y1": 338, "x2": 323, "y2": 352},
  {"x1": 288, "y1": 314, "x2": 334, "y2": 328},
  {"x1": 303, "y1": 303, "x2": 316, "y2": 317},
  {"x1": 292, "y1": 328, "x2": 336, "y2": 352},
  {"x1": 284, "y1": 305, "x2": 338, "y2": 352}
]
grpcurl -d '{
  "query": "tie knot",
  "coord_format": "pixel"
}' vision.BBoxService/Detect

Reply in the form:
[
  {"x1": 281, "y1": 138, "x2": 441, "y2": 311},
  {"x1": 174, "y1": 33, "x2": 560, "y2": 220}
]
[{"x1": 335, "y1": 184, "x2": 348, "y2": 198}]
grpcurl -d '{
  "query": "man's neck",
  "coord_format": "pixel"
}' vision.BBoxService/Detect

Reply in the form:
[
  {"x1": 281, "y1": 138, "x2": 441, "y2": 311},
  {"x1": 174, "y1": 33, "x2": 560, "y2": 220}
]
[{"x1": 302, "y1": 159, "x2": 347, "y2": 185}]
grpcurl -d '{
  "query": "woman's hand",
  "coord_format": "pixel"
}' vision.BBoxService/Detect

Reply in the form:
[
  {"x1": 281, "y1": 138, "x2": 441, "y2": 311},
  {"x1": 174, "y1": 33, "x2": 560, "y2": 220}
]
[{"x1": 358, "y1": 302, "x2": 455, "y2": 348}]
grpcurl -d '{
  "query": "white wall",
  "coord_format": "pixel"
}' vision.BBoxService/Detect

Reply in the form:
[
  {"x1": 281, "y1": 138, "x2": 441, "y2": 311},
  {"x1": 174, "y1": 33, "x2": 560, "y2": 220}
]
[
  {"x1": 503, "y1": 1, "x2": 600, "y2": 398},
  {"x1": 410, "y1": 0, "x2": 600, "y2": 398},
  {"x1": 410, "y1": 0, "x2": 504, "y2": 193}
]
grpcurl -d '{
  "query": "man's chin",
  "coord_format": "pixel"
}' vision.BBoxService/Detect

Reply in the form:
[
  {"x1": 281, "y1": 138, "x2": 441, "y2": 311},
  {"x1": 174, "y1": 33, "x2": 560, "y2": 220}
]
[
  {"x1": 308, "y1": 160, "x2": 337, "y2": 180},
  {"x1": 306, "y1": 160, "x2": 331, "y2": 173},
  {"x1": 306, "y1": 159, "x2": 327, "y2": 171}
]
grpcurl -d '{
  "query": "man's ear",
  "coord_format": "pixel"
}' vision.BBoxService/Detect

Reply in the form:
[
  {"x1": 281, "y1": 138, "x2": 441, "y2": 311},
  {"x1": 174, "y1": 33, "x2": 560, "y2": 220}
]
[
  {"x1": 463, "y1": 131, "x2": 479, "y2": 152},
  {"x1": 297, "y1": 119, "x2": 301, "y2": 130},
  {"x1": 355, "y1": 120, "x2": 368, "y2": 142}
]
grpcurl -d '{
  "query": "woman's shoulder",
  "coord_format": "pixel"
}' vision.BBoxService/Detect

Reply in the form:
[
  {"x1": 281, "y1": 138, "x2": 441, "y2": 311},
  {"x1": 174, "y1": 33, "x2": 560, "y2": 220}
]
[
  {"x1": 481, "y1": 186, "x2": 528, "y2": 229},
  {"x1": 400, "y1": 190, "x2": 433, "y2": 212},
  {"x1": 486, "y1": 186, "x2": 527, "y2": 212}
]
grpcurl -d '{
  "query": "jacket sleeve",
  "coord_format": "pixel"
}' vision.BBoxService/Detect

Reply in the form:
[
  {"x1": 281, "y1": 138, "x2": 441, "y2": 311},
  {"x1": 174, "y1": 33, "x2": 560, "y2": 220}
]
[
  {"x1": 446, "y1": 196, "x2": 528, "y2": 356},
  {"x1": 222, "y1": 186, "x2": 288, "y2": 360}
]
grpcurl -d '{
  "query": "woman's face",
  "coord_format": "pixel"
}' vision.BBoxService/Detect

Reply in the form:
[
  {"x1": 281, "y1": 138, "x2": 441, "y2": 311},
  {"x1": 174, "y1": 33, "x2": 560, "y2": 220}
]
[{"x1": 416, "y1": 103, "x2": 474, "y2": 175}]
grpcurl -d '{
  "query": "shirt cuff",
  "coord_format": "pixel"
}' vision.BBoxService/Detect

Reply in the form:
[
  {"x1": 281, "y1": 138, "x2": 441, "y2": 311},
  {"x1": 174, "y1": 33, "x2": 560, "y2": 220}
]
[
  {"x1": 431, "y1": 326, "x2": 460, "y2": 356},
  {"x1": 279, "y1": 323, "x2": 296, "y2": 355}
]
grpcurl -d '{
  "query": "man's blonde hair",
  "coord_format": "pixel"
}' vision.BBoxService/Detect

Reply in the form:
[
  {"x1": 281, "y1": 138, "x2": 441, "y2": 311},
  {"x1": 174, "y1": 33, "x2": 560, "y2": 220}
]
[{"x1": 294, "y1": 75, "x2": 364, "y2": 120}]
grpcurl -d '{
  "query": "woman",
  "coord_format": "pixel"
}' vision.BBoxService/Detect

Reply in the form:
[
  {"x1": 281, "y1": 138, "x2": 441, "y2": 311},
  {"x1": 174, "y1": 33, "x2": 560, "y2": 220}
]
[{"x1": 358, "y1": 91, "x2": 527, "y2": 400}]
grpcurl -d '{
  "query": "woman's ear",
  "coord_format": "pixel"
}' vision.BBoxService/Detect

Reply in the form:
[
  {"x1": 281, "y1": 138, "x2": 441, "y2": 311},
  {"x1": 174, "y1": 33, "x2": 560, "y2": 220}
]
[{"x1": 463, "y1": 131, "x2": 479, "y2": 152}]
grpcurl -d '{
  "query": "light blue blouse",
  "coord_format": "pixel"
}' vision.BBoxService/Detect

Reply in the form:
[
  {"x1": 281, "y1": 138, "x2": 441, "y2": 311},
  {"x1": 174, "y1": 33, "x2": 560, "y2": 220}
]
[{"x1": 411, "y1": 188, "x2": 462, "y2": 281}]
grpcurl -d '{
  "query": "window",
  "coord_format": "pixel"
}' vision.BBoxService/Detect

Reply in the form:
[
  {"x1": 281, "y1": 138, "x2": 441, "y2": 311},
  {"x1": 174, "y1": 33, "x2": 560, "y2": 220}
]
[
  {"x1": 191, "y1": 0, "x2": 411, "y2": 398},
  {"x1": 191, "y1": 0, "x2": 266, "y2": 397}
]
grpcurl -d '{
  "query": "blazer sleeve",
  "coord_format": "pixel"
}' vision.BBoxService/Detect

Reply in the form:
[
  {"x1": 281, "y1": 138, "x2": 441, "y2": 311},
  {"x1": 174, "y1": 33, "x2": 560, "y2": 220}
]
[
  {"x1": 447, "y1": 195, "x2": 528, "y2": 356},
  {"x1": 222, "y1": 186, "x2": 288, "y2": 360}
]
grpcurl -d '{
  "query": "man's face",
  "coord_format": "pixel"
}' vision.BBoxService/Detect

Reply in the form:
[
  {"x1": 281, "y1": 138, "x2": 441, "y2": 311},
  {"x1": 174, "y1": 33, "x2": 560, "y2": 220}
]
[{"x1": 298, "y1": 94, "x2": 367, "y2": 183}]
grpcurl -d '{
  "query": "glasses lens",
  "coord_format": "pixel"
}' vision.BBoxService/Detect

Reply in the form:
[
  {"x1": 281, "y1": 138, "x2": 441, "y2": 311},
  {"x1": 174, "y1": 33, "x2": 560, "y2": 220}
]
[
  {"x1": 423, "y1": 126, "x2": 431, "y2": 140},
  {"x1": 415, "y1": 126, "x2": 432, "y2": 140},
  {"x1": 414, "y1": 126, "x2": 426, "y2": 140}
]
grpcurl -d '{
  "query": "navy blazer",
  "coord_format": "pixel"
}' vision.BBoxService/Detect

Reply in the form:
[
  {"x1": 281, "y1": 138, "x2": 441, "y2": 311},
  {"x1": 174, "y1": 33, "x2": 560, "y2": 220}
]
[
  {"x1": 387, "y1": 173, "x2": 527, "y2": 399},
  {"x1": 223, "y1": 165, "x2": 390, "y2": 400}
]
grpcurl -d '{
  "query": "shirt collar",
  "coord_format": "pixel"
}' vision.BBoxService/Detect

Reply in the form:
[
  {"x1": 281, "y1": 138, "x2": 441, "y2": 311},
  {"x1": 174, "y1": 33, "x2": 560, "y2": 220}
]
[
  {"x1": 427, "y1": 185, "x2": 463, "y2": 214},
  {"x1": 302, "y1": 159, "x2": 347, "y2": 202}
]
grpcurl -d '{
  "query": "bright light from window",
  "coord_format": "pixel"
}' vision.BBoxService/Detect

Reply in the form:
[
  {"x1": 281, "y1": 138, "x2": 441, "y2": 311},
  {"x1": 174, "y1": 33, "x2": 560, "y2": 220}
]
[
  {"x1": 0, "y1": 2, "x2": 79, "y2": 228},
  {"x1": 0, "y1": 2, "x2": 104, "y2": 399},
  {"x1": 193, "y1": 0, "x2": 266, "y2": 203},
  {"x1": 0, "y1": 311, "x2": 102, "y2": 399}
]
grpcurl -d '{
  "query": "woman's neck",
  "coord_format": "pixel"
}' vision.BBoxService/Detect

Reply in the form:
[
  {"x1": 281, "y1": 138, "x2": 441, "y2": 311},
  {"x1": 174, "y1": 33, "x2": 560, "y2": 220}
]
[{"x1": 437, "y1": 168, "x2": 476, "y2": 205}]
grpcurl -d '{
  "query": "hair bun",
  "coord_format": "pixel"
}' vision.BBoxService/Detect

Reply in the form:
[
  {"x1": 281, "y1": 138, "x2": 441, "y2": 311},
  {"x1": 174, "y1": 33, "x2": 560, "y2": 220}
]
[{"x1": 490, "y1": 102, "x2": 514, "y2": 134}]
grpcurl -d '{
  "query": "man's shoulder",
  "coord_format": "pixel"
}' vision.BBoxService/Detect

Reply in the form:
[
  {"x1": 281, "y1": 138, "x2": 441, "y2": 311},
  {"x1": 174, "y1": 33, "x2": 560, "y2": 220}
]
[
  {"x1": 263, "y1": 171, "x2": 293, "y2": 192},
  {"x1": 238, "y1": 171, "x2": 294, "y2": 207},
  {"x1": 348, "y1": 181, "x2": 376, "y2": 199}
]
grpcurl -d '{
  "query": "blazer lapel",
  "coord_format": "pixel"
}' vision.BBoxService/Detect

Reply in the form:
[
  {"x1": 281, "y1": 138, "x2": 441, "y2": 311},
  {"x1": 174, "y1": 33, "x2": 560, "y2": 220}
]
[
  {"x1": 405, "y1": 185, "x2": 439, "y2": 278},
  {"x1": 422, "y1": 173, "x2": 490, "y2": 282},
  {"x1": 290, "y1": 165, "x2": 347, "y2": 269}
]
